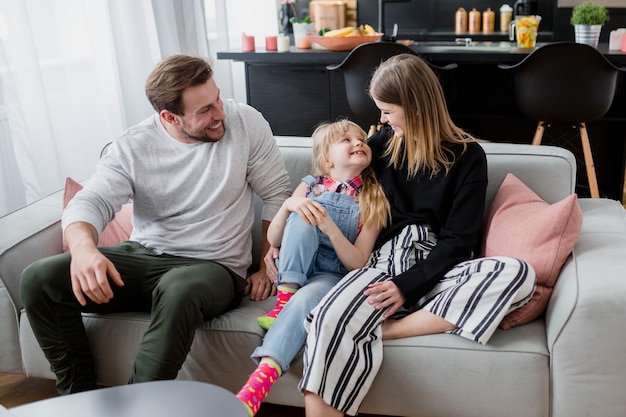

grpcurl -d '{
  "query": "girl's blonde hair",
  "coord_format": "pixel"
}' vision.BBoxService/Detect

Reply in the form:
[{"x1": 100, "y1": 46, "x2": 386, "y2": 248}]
[
  {"x1": 311, "y1": 119, "x2": 390, "y2": 230},
  {"x1": 369, "y1": 53, "x2": 477, "y2": 178}
]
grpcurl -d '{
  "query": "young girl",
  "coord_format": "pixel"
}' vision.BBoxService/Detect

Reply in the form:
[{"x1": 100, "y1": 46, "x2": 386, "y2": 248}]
[
  {"x1": 299, "y1": 54, "x2": 536, "y2": 416},
  {"x1": 236, "y1": 119, "x2": 390, "y2": 416}
]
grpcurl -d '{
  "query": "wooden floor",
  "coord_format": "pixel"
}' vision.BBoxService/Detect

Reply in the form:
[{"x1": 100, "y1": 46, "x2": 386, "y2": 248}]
[
  {"x1": 0, "y1": 373, "x2": 386, "y2": 416},
  {"x1": 0, "y1": 373, "x2": 58, "y2": 408}
]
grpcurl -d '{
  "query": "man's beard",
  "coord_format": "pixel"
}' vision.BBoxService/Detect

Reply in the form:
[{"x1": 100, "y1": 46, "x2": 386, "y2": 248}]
[{"x1": 180, "y1": 121, "x2": 226, "y2": 143}]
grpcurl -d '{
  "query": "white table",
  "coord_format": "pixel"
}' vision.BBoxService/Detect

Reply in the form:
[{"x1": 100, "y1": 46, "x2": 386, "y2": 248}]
[{"x1": 9, "y1": 380, "x2": 247, "y2": 417}]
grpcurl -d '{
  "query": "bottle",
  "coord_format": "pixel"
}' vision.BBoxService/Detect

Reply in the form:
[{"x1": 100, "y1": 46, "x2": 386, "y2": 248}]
[
  {"x1": 500, "y1": 4, "x2": 513, "y2": 33},
  {"x1": 455, "y1": 7, "x2": 468, "y2": 34},
  {"x1": 468, "y1": 8, "x2": 481, "y2": 34},
  {"x1": 483, "y1": 8, "x2": 495, "y2": 34}
]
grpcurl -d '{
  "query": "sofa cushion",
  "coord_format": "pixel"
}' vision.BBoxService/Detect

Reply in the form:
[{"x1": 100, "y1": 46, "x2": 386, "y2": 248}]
[
  {"x1": 482, "y1": 173, "x2": 582, "y2": 329},
  {"x1": 62, "y1": 177, "x2": 133, "y2": 251},
  {"x1": 19, "y1": 296, "x2": 275, "y2": 390}
]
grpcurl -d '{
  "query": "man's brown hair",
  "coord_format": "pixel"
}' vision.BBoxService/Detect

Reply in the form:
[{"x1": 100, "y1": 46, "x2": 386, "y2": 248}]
[{"x1": 145, "y1": 55, "x2": 213, "y2": 115}]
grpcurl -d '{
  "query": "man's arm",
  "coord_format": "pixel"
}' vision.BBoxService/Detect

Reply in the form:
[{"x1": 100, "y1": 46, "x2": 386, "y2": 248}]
[
  {"x1": 246, "y1": 220, "x2": 277, "y2": 301},
  {"x1": 64, "y1": 221, "x2": 124, "y2": 306}
]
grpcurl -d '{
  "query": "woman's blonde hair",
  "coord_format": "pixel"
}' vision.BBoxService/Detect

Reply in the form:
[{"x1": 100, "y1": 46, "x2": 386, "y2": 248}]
[
  {"x1": 369, "y1": 53, "x2": 477, "y2": 178},
  {"x1": 311, "y1": 119, "x2": 390, "y2": 229}
]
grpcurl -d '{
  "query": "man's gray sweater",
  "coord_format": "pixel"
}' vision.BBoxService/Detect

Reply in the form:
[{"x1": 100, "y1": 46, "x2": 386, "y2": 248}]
[{"x1": 63, "y1": 99, "x2": 291, "y2": 278}]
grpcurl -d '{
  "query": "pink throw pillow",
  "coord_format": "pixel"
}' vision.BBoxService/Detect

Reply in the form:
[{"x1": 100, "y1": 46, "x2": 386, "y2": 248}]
[
  {"x1": 482, "y1": 173, "x2": 582, "y2": 329},
  {"x1": 62, "y1": 177, "x2": 133, "y2": 251}
]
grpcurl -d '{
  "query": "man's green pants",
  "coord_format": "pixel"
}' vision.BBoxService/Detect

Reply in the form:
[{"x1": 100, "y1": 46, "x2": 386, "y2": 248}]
[{"x1": 20, "y1": 241, "x2": 247, "y2": 394}]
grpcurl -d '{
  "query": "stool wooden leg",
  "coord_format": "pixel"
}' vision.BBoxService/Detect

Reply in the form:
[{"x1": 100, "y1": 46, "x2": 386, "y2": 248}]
[
  {"x1": 532, "y1": 122, "x2": 545, "y2": 146},
  {"x1": 579, "y1": 122, "x2": 600, "y2": 198}
]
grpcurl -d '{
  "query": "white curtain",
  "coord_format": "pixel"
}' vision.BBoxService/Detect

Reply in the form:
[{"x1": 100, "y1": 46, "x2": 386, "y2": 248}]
[{"x1": 0, "y1": 0, "x2": 242, "y2": 218}]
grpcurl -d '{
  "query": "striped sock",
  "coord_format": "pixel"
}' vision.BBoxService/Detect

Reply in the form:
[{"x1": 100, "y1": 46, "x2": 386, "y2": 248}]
[
  {"x1": 256, "y1": 286, "x2": 297, "y2": 330},
  {"x1": 236, "y1": 359, "x2": 282, "y2": 417}
]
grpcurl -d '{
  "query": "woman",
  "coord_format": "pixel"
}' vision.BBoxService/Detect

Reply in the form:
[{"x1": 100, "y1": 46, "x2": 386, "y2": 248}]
[{"x1": 298, "y1": 54, "x2": 536, "y2": 416}]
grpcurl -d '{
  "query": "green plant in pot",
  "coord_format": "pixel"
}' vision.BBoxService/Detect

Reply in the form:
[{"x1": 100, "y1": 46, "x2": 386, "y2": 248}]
[{"x1": 570, "y1": 1, "x2": 609, "y2": 48}]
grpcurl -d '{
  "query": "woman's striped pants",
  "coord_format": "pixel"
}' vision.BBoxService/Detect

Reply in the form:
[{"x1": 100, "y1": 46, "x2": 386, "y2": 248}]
[{"x1": 298, "y1": 225, "x2": 536, "y2": 416}]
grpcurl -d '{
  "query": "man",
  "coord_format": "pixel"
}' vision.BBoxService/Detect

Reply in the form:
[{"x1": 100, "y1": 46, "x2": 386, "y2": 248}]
[{"x1": 20, "y1": 55, "x2": 291, "y2": 394}]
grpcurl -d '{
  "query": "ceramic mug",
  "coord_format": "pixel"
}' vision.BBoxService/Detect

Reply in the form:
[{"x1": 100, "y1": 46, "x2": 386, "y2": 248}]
[
  {"x1": 265, "y1": 35, "x2": 278, "y2": 51},
  {"x1": 509, "y1": 15, "x2": 541, "y2": 48},
  {"x1": 242, "y1": 33, "x2": 255, "y2": 52}
]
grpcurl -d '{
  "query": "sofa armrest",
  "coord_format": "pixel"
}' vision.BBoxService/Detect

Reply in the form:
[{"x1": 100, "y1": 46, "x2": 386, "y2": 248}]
[
  {"x1": 0, "y1": 189, "x2": 64, "y2": 373},
  {"x1": 545, "y1": 198, "x2": 626, "y2": 417}
]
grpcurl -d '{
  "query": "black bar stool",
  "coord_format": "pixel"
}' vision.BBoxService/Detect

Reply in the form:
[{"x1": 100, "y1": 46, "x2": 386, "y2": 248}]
[
  {"x1": 499, "y1": 42, "x2": 626, "y2": 199},
  {"x1": 327, "y1": 41, "x2": 457, "y2": 136}
]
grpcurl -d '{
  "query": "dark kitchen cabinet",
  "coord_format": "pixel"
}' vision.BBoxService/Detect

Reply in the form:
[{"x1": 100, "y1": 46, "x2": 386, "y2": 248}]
[{"x1": 247, "y1": 64, "x2": 359, "y2": 137}]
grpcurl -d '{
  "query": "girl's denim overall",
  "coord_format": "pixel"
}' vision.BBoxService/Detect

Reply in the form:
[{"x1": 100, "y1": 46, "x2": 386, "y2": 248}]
[{"x1": 251, "y1": 175, "x2": 361, "y2": 371}]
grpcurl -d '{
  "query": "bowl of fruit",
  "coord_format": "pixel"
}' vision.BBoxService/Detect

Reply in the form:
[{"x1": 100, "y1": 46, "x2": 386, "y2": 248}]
[{"x1": 309, "y1": 24, "x2": 383, "y2": 51}]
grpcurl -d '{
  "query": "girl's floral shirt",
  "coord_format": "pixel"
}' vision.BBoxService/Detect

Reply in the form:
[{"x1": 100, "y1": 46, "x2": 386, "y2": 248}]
[{"x1": 307, "y1": 175, "x2": 363, "y2": 198}]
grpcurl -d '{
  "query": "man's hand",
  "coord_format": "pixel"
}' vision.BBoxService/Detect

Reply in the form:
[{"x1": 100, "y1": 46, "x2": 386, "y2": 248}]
[
  {"x1": 247, "y1": 220, "x2": 278, "y2": 301},
  {"x1": 263, "y1": 247, "x2": 280, "y2": 283},
  {"x1": 246, "y1": 269, "x2": 277, "y2": 301},
  {"x1": 65, "y1": 222, "x2": 124, "y2": 306},
  {"x1": 70, "y1": 247, "x2": 124, "y2": 306}
]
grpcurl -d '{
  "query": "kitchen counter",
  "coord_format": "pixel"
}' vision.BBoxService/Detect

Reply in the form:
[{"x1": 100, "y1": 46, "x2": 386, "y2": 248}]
[{"x1": 217, "y1": 42, "x2": 626, "y2": 65}]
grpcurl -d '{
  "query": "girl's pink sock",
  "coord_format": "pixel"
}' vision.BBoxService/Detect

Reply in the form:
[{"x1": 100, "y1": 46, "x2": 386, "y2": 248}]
[
  {"x1": 256, "y1": 286, "x2": 296, "y2": 330},
  {"x1": 236, "y1": 358, "x2": 282, "y2": 416}
]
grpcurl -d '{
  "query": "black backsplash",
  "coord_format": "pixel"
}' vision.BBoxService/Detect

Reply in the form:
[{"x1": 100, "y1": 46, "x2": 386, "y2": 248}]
[{"x1": 356, "y1": 0, "x2": 556, "y2": 41}]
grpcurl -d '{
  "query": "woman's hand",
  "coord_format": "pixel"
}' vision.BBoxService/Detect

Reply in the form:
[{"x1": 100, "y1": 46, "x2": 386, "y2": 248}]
[{"x1": 364, "y1": 281, "x2": 405, "y2": 318}]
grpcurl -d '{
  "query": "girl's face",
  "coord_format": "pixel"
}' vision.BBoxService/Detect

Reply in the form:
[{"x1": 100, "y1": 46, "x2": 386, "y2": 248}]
[
  {"x1": 373, "y1": 98, "x2": 406, "y2": 139},
  {"x1": 325, "y1": 126, "x2": 371, "y2": 175}
]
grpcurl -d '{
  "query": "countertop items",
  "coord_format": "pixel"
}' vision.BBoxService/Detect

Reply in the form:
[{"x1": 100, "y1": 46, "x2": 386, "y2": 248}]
[
  {"x1": 217, "y1": 42, "x2": 626, "y2": 66},
  {"x1": 609, "y1": 28, "x2": 626, "y2": 50}
]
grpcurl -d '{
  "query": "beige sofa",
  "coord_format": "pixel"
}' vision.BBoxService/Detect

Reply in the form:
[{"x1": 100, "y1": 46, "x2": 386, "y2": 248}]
[{"x1": 1, "y1": 137, "x2": 626, "y2": 417}]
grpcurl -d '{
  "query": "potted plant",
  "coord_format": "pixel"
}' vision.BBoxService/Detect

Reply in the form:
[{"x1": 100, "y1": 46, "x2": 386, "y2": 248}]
[{"x1": 570, "y1": 1, "x2": 609, "y2": 48}]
